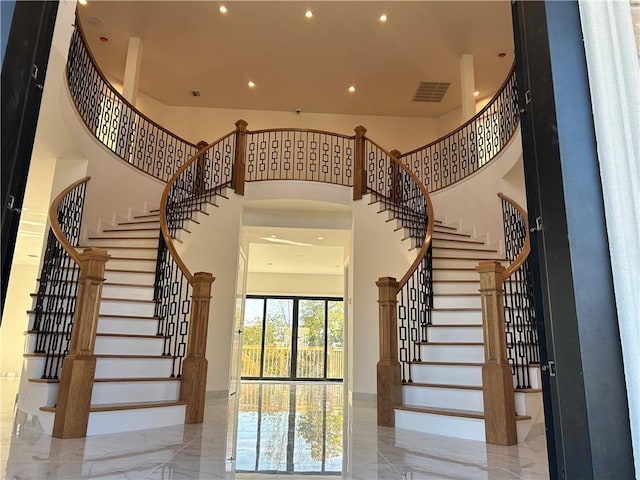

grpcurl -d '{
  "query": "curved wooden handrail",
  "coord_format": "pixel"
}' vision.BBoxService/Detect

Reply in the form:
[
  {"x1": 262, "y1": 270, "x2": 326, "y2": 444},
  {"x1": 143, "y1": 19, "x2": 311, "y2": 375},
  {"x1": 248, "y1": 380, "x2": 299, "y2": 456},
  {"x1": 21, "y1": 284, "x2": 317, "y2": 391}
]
[
  {"x1": 498, "y1": 192, "x2": 530, "y2": 280},
  {"x1": 247, "y1": 127, "x2": 353, "y2": 139},
  {"x1": 364, "y1": 137, "x2": 435, "y2": 290},
  {"x1": 159, "y1": 131, "x2": 236, "y2": 284},
  {"x1": 74, "y1": 18, "x2": 195, "y2": 148},
  {"x1": 402, "y1": 63, "x2": 517, "y2": 158},
  {"x1": 48, "y1": 176, "x2": 91, "y2": 265}
]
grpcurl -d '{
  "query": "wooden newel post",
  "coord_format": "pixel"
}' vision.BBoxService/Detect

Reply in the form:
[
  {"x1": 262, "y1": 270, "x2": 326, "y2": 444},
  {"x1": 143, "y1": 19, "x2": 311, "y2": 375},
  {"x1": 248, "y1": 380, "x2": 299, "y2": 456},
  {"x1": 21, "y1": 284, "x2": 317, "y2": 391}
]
[
  {"x1": 232, "y1": 119, "x2": 248, "y2": 196},
  {"x1": 353, "y1": 125, "x2": 367, "y2": 201},
  {"x1": 53, "y1": 247, "x2": 110, "y2": 439},
  {"x1": 376, "y1": 276, "x2": 402, "y2": 427},
  {"x1": 390, "y1": 149, "x2": 402, "y2": 205},
  {"x1": 475, "y1": 260, "x2": 517, "y2": 446},
  {"x1": 180, "y1": 271, "x2": 214, "y2": 424}
]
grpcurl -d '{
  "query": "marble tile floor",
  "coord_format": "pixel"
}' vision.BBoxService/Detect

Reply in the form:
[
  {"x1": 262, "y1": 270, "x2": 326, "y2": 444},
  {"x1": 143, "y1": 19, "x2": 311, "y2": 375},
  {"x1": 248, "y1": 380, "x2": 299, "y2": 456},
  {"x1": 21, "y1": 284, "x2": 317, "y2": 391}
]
[{"x1": 1, "y1": 378, "x2": 550, "y2": 479}]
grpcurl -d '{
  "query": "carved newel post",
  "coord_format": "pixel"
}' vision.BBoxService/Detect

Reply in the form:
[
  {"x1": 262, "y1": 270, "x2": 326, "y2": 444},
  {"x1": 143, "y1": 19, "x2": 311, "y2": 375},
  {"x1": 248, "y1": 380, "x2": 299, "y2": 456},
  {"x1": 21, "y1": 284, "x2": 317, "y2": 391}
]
[
  {"x1": 353, "y1": 125, "x2": 367, "y2": 201},
  {"x1": 475, "y1": 260, "x2": 517, "y2": 445},
  {"x1": 180, "y1": 271, "x2": 214, "y2": 423},
  {"x1": 53, "y1": 247, "x2": 110, "y2": 439},
  {"x1": 232, "y1": 119, "x2": 248, "y2": 196},
  {"x1": 376, "y1": 276, "x2": 402, "y2": 427}
]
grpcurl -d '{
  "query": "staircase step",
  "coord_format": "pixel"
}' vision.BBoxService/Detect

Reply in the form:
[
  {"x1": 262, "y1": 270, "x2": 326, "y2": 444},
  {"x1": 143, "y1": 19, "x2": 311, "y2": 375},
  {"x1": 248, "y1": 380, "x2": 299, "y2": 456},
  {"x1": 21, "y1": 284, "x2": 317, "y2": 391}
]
[
  {"x1": 98, "y1": 315, "x2": 158, "y2": 336},
  {"x1": 83, "y1": 237, "x2": 159, "y2": 248},
  {"x1": 102, "y1": 283, "x2": 155, "y2": 301},
  {"x1": 402, "y1": 383, "x2": 484, "y2": 411},
  {"x1": 94, "y1": 333, "x2": 166, "y2": 355},
  {"x1": 133, "y1": 212, "x2": 160, "y2": 220},
  {"x1": 103, "y1": 269, "x2": 155, "y2": 285},
  {"x1": 433, "y1": 267, "x2": 479, "y2": 281},
  {"x1": 427, "y1": 324, "x2": 483, "y2": 342},
  {"x1": 101, "y1": 227, "x2": 160, "y2": 238},
  {"x1": 81, "y1": 245, "x2": 158, "y2": 259},
  {"x1": 409, "y1": 362, "x2": 482, "y2": 386},
  {"x1": 99, "y1": 297, "x2": 156, "y2": 316},
  {"x1": 431, "y1": 308, "x2": 482, "y2": 324},
  {"x1": 432, "y1": 237, "x2": 487, "y2": 249},
  {"x1": 433, "y1": 280, "x2": 481, "y2": 295},
  {"x1": 433, "y1": 294, "x2": 481, "y2": 309},
  {"x1": 117, "y1": 219, "x2": 161, "y2": 226},
  {"x1": 433, "y1": 256, "x2": 504, "y2": 268},
  {"x1": 432, "y1": 228, "x2": 472, "y2": 239},
  {"x1": 419, "y1": 343, "x2": 484, "y2": 363},
  {"x1": 94, "y1": 355, "x2": 174, "y2": 378},
  {"x1": 91, "y1": 378, "x2": 180, "y2": 405}
]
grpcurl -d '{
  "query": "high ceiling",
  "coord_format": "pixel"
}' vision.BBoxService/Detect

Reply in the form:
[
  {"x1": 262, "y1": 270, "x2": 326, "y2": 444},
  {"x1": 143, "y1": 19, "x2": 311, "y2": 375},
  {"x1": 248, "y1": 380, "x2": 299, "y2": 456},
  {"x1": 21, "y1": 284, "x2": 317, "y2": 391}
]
[{"x1": 77, "y1": 1, "x2": 514, "y2": 118}]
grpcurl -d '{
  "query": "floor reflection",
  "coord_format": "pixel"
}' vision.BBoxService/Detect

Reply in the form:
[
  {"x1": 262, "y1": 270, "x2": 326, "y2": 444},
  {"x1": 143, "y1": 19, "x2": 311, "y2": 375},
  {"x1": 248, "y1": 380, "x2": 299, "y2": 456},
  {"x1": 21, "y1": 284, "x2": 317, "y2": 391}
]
[{"x1": 235, "y1": 382, "x2": 343, "y2": 475}]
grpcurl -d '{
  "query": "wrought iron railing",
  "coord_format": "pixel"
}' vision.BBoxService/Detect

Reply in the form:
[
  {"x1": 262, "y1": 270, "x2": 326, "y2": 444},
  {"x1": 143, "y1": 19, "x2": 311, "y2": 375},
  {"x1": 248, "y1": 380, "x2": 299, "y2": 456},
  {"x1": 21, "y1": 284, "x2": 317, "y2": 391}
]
[
  {"x1": 499, "y1": 193, "x2": 539, "y2": 389},
  {"x1": 364, "y1": 140, "x2": 434, "y2": 383},
  {"x1": 156, "y1": 133, "x2": 235, "y2": 377},
  {"x1": 400, "y1": 66, "x2": 519, "y2": 193},
  {"x1": 32, "y1": 177, "x2": 90, "y2": 379},
  {"x1": 245, "y1": 129, "x2": 354, "y2": 186},
  {"x1": 66, "y1": 22, "x2": 197, "y2": 182}
]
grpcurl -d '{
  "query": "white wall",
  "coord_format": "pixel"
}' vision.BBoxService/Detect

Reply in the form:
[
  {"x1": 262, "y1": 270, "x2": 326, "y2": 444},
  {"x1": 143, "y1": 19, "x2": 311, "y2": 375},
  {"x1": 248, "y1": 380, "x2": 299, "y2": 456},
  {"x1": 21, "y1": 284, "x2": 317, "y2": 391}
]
[{"x1": 246, "y1": 273, "x2": 343, "y2": 297}]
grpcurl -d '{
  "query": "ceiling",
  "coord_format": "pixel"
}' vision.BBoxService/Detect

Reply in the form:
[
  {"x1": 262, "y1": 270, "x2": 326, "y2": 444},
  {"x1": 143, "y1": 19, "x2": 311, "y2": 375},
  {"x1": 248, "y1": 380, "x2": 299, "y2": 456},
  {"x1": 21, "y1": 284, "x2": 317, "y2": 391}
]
[{"x1": 77, "y1": 1, "x2": 514, "y2": 118}]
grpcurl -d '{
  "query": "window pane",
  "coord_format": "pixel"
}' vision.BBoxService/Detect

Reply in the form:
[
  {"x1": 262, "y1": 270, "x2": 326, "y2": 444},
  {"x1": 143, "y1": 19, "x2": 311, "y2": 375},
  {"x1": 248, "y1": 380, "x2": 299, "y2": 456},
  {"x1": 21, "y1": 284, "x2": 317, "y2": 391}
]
[
  {"x1": 327, "y1": 301, "x2": 344, "y2": 379},
  {"x1": 241, "y1": 298, "x2": 265, "y2": 377},
  {"x1": 263, "y1": 298, "x2": 293, "y2": 377},
  {"x1": 297, "y1": 300, "x2": 326, "y2": 378}
]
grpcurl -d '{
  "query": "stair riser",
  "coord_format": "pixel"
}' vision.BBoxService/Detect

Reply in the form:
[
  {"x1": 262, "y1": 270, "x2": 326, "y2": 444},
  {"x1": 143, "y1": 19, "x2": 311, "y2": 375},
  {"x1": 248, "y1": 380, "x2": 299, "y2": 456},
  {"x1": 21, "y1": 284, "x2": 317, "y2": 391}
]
[
  {"x1": 94, "y1": 336, "x2": 165, "y2": 355},
  {"x1": 115, "y1": 220, "x2": 161, "y2": 228},
  {"x1": 99, "y1": 299, "x2": 155, "y2": 317},
  {"x1": 428, "y1": 326, "x2": 483, "y2": 343},
  {"x1": 433, "y1": 248, "x2": 499, "y2": 259},
  {"x1": 107, "y1": 258, "x2": 157, "y2": 271},
  {"x1": 514, "y1": 391, "x2": 543, "y2": 418},
  {"x1": 92, "y1": 381, "x2": 180, "y2": 405},
  {"x1": 433, "y1": 269, "x2": 480, "y2": 281},
  {"x1": 98, "y1": 318, "x2": 159, "y2": 336},
  {"x1": 103, "y1": 271, "x2": 155, "y2": 285},
  {"x1": 403, "y1": 385, "x2": 484, "y2": 411},
  {"x1": 99, "y1": 248, "x2": 158, "y2": 260},
  {"x1": 433, "y1": 257, "x2": 498, "y2": 269},
  {"x1": 102, "y1": 284, "x2": 155, "y2": 301},
  {"x1": 433, "y1": 282, "x2": 479, "y2": 295},
  {"x1": 432, "y1": 239, "x2": 487, "y2": 250},
  {"x1": 410, "y1": 364, "x2": 482, "y2": 386},
  {"x1": 432, "y1": 231, "x2": 473, "y2": 241},
  {"x1": 95, "y1": 358, "x2": 174, "y2": 378},
  {"x1": 21, "y1": 380, "x2": 58, "y2": 408},
  {"x1": 99, "y1": 229, "x2": 160, "y2": 239},
  {"x1": 395, "y1": 409, "x2": 485, "y2": 442},
  {"x1": 431, "y1": 310, "x2": 482, "y2": 325},
  {"x1": 84, "y1": 237, "x2": 159, "y2": 248},
  {"x1": 420, "y1": 344, "x2": 484, "y2": 363},
  {"x1": 87, "y1": 405, "x2": 185, "y2": 436},
  {"x1": 433, "y1": 296, "x2": 481, "y2": 309}
]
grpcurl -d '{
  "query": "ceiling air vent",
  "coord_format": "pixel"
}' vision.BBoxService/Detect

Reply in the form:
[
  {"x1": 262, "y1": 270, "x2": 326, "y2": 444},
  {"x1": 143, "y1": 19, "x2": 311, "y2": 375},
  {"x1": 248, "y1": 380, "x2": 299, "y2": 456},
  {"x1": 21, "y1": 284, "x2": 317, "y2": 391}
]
[
  {"x1": 413, "y1": 82, "x2": 450, "y2": 102},
  {"x1": 189, "y1": 90, "x2": 201, "y2": 97}
]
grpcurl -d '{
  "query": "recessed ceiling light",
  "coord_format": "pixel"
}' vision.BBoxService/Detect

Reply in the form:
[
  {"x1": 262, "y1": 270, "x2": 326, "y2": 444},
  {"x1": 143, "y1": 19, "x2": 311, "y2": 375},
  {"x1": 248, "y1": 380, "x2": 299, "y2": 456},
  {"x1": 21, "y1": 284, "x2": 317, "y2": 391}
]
[
  {"x1": 269, "y1": 234, "x2": 277, "y2": 238},
  {"x1": 379, "y1": 14, "x2": 388, "y2": 22},
  {"x1": 348, "y1": 86, "x2": 356, "y2": 93},
  {"x1": 219, "y1": 5, "x2": 228, "y2": 13},
  {"x1": 248, "y1": 81, "x2": 256, "y2": 88},
  {"x1": 317, "y1": 236, "x2": 324, "y2": 240},
  {"x1": 27, "y1": 254, "x2": 39, "y2": 258},
  {"x1": 305, "y1": 10, "x2": 313, "y2": 18},
  {"x1": 267, "y1": 262, "x2": 273, "y2": 266},
  {"x1": 78, "y1": 0, "x2": 88, "y2": 5},
  {"x1": 473, "y1": 91, "x2": 480, "y2": 97},
  {"x1": 498, "y1": 51, "x2": 507, "y2": 58},
  {"x1": 99, "y1": 35, "x2": 109, "y2": 43}
]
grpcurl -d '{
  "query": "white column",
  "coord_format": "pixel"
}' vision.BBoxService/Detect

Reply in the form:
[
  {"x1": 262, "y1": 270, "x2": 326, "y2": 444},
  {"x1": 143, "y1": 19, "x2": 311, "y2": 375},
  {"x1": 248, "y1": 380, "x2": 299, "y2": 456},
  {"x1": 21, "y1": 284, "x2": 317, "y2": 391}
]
[
  {"x1": 122, "y1": 37, "x2": 143, "y2": 104},
  {"x1": 460, "y1": 54, "x2": 476, "y2": 121}
]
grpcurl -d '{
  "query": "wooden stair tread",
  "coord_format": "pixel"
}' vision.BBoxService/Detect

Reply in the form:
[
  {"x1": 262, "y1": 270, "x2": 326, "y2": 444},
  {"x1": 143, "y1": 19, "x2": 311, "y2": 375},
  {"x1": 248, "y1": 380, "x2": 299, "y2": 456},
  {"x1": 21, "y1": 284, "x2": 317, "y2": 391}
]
[
  {"x1": 88, "y1": 236, "x2": 159, "y2": 240},
  {"x1": 118, "y1": 219, "x2": 160, "y2": 225},
  {"x1": 433, "y1": 237, "x2": 486, "y2": 245},
  {"x1": 109, "y1": 257, "x2": 156, "y2": 261},
  {"x1": 101, "y1": 297, "x2": 155, "y2": 304},
  {"x1": 104, "y1": 282, "x2": 154, "y2": 288},
  {"x1": 79, "y1": 245, "x2": 156, "y2": 250},
  {"x1": 432, "y1": 229, "x2": 472, "y2": 238},
  {"x1": 28, "y1": 377, "x2": 179, "y2": 384},
  {"x1": 433, "y1": 246, "x2": 498, "y2": 253},
  {"x1": 433, "y1": 267, "x2": 479, "y2": 271},
  {"x1": 427, "y1": 323, "x2": 481, "y2": 328},
  {"x1": 40, "y1": 400, "x2": 187, "y2": 414},
  {"x1": 99, "y1": 313, "x2": 157, "y2": 320},
  {"x1": 432, "y1": 307, "x2": 481, "y2": 311},
  {"x1": 396, "y1": 404, "x2": 532, "y2": 421},
  {"x1": 433, "y1": 279, "x2": 479, "y2": 283},
  {"x1": 413, "y1": 361, "x2": 484, "y2": 367},
  {"x1": 102, "y1": 227, "x2": 159, "y2": 233},
  {"x1": 433, "y1": 293, "x2": 480, "y2": 297},
  {"x1": 105, "y1": 269, "x2": 155, "y2": 274},
  {"x1": 25, "y1": 353, "x2": 171, "y2": 359},
  {"x1": 95, "y1": 333, "x2": 166, "y2": 339},
  {"x1": 419, "y1": 341, "x2": 483, "y2": 346},
  {"x1": 132, "y1": 213, "x2": 160, "y2": 219},
  {"x1": 404, "y1": 382, "x2": 482, "y2": 391},
  {"x1": 434, "y1": 255, "x2": 506, "y2": 261}
]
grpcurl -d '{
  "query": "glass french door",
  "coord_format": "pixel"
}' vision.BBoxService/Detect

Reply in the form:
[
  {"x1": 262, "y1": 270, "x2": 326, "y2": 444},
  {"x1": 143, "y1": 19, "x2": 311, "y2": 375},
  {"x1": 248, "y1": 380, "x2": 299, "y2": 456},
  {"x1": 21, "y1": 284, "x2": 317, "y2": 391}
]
[{"x1": 241, "y1": 296, "x2": 344, "y2": 380}]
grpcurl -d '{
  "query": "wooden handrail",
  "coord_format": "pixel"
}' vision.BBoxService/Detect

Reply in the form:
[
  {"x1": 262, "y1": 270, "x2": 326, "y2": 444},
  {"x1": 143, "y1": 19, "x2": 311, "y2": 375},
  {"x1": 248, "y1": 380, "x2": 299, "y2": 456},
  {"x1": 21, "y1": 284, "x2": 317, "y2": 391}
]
[
  {"x1": 498, "y1": 192, "x2": 530, "y2": 280},
  {"x1": 364, "y1": 137, "x2": 435, "y2": 290},
  {"x1": 48, "y1": 176, "x2": 91, "y2": 265},
  {"x1": 401, "y1": 63, "x2": 517, "y2": 158},
  {"x1": 159, "y1": 131, "x2": 236, "y2": 284},
  {"x1": 247, "y1": 127, "x2": 354, "y2": 139},
  {"x1": 73, "y1": 18, "x2": 195, "y2": 148}
]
